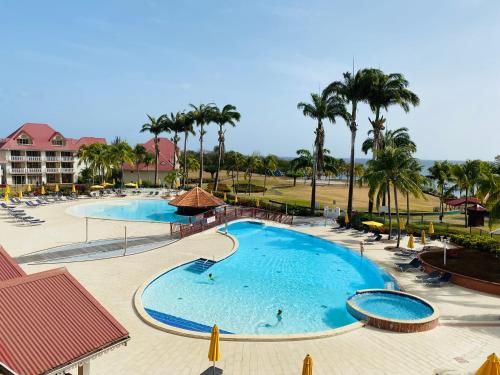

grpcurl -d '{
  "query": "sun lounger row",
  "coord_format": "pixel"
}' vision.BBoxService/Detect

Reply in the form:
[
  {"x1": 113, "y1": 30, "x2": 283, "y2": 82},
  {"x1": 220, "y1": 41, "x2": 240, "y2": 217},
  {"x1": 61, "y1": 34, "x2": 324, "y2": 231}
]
[{"x1": 0, "y1": 203, "x2": 45, "y2": 225}]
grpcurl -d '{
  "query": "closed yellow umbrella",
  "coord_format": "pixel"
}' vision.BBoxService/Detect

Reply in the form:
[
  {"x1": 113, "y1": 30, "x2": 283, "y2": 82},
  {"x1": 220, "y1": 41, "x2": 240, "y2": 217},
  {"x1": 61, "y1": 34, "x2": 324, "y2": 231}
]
[
  {"x1": 3, "y1": 192, "x2": 9, "y2": 201},
  {"x1": 72, "y1": 184, "x2": 76, "y2": 193},
  {"x1": 302, "y1": 354, "x2": 313, "y2": 375},
  {"x1": 54, "y1": 184, "x2": 60, "y2": 193},
  {"x1": 27, "y1": 184, "x2": 32, "y2": 192},
  {"x1": 18, "y1": 190, "x2": 23, "y2": 199},
  {"x1": 223, "y1": 192, "x2": 227, "y2": 201},
  {"x1": 399, "y1": 220, "x2": 405, "y2": 231},
  {"x1": 475, "y1": 353, "x2": 499, "y2": 375},
  {"x1": 90, "y1": 185, "x2": 104, "y2": 189},
  {"x1": 208, "y1": 325, "x2": 220, "y2": 374},
  {"x1": 5, "y1": 185, "x2": 11, "y2": 194},
  {"x1": 407, "y1": 234, "x2": 414, "y2": 249},
  {"x1": 429, "y1": 222, "x2": 434, "y2": 235},
  {"x1": 234, "y1": 195, "x2": 238, "y2": 204},
  {"x1": 421, "y1": 230, "x2": 427, "y2": 245},
  {"x1": 256, "y1": 198, "x2": 260, "y2": 207},
  {"x1": 344, "y1": 214, "x2": 349, "y2": 225},
  {"x1": 40, "y1": 186, "x2": 46, "y2": 195},
  {"x1": 112, "y1": 179, "x2": 116, "y2": 185}
]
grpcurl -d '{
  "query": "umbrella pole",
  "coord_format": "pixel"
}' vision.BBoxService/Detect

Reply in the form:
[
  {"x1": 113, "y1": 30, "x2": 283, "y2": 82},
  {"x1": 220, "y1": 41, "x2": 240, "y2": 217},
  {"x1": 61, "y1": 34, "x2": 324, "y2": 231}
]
[{"x1": 213, "y1": 361, "x2": 215, "y2": 375}]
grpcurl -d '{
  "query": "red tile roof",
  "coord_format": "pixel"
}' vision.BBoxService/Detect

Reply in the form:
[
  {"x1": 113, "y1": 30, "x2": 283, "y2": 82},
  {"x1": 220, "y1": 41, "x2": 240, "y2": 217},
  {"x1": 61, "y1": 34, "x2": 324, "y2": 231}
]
[
  {"x1": 123, "y1": 137, "x2": 177, "y2": 172},
  {"x1": 169, "y1": 187, "x2": 225, "y2": 208},
  {"x1": 0, "y1": 262, "x2": 129, "y2": 375},
  {"x1": 0, "y1": 123, "x2": 106, "y2": 151},
  {"x1": 0, "y1": 246, "x2": 26, "y2": 281}
]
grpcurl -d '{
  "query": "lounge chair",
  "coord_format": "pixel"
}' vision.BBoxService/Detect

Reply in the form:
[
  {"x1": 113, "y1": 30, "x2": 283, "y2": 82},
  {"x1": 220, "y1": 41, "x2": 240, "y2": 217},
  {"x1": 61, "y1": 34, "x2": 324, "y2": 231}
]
[
  {"x1": 395, "y1": 258, "x2": 422, "y2": 272},
  {"x1": 416, "y1": 271, "x2": 440, "y2": 281},
  {"x1": 25, "y1": 201, "x2": 40, "y2": 208},
  {"x1": 12, "y1": 197, "x2": 23, "y2": 204},
  {"x1": 424, "y1": 272, "x2": 452, "y2": 286},
  {"x1": 20, "y1": 216, "x2": 45, "y2": 225}
]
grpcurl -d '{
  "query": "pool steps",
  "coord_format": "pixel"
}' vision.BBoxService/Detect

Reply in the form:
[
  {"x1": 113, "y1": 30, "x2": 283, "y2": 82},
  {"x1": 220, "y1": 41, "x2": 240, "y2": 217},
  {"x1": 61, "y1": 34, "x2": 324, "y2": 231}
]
[
  {"x1": 185, "y1": 258, "x2": 216, "y2": 274},
  {"x1": 145, "y1": 308, "x2": 233, "y2": 334}
]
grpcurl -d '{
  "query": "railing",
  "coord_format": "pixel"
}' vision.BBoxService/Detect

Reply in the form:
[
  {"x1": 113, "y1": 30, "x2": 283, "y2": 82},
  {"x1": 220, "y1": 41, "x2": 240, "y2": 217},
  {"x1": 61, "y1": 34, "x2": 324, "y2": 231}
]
[
  {"x1": 26, "y1": 168, "x2": 42, "y2": 174},
  {"x1": 170, "y1": 206, "x2": 294, "y2": 239},
  {"x1": 26, "y1": 156, "x2": 41, "y2": 161},
  {"x1": 8, "y1": 155, "x2": 25, "y2": 161},
  {"x1": 61, "y1": 156, "x2": 74, "y2": 162},
  {"x1": 45, "y1": 168, "x2": 60, "y2": 173},
  {"x1": 61, "y1": 168, "x2": 75, "y2": 173},
  {"x1": 8, "y1": 168, "x2": 25, "y2": 174},
  {"x1": 45, "y1": 156, "x2": 59, "y2": 162}
]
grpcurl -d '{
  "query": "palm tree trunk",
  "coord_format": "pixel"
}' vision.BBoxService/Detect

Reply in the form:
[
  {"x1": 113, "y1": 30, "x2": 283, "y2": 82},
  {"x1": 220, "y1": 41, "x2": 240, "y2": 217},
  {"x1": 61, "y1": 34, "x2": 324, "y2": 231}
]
[
  {"x1": 199, "y1": 124, "x2": 204, "y2": 187},
  {"x1": 406, "y1": 192, "x2": 410, "y2": 225},
  {"x1": 183, "y1": 132, "x2": 188, "y2": 187},
  {"x1": 394, "y1": 184, "x2": 401, "y2": 248},
  {"x1": 121, "y1": 163, "x2": 124, "y2": 188},
  {"x1": 172, "y1": 135, "x2": 177, "y2": 172},
  {"x1": 439, "y1": 184, "x2": 444, "y2": 223},
  {"x1": 214, "y1": 126, "x2": 223, "y2": 192},
  {"x1": 293, "y1": 176, "x2": 297, "y2": 186},
  {"x1": 347, "y1": 123, "x2": 356, "y2": 217},
  {"x1": 263, "y1": 173, "x2": 267, "y2": 196},
  {"x1": 464, "y1": 188, "x2": 469, "y2": 227},
  {"x1": 311, "y1": 143, "x2": 318, "y2": 215},
  {"x1": 154, "y1": 137, "x2": 159, "y2": 187},
  {"x1": 387, "y1": 180, "x2": 392, "y2": 240}
]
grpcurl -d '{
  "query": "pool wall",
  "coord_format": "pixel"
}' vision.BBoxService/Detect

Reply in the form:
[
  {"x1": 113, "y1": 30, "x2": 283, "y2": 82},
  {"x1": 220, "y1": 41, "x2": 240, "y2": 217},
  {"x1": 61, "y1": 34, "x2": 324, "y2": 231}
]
[{"x1": 346, "y1": 289, "x2": 440, "y2": 333}]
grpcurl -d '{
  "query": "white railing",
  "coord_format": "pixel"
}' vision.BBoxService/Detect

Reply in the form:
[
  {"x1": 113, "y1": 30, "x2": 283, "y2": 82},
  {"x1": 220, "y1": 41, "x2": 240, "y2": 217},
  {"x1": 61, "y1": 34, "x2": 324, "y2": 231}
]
[
  {"x1": 9, "y1": 168, "x2": 25, "y2": 174},
  {"x1": 45, "y1": 168, "x2": 61, "y2": 173},
  {"x1": 45, "y1": 156, "x2": 59, "y2": 162},
  {"x1": 8, "y1": 155, "x2": 25, "y2": 161},
  {"x1": 26, "y1": 168, "x2": 42, "y2": 174},
  {"x1": 26, "y1": 156, "x2": 41, "y2": 161},
  {"x1": 61, "y1": 156, "x2": 74, "y2": 162},
  {"x1": 61, "y1": 168, "x2": 74, "y2": 173}
]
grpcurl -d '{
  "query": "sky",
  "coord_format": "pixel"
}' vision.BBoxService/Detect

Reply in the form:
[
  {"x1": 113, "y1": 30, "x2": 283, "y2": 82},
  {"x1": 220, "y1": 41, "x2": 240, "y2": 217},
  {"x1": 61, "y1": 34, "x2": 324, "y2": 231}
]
[{"x1": 0, "y1": 0, "x2": 499, "y2": 161}]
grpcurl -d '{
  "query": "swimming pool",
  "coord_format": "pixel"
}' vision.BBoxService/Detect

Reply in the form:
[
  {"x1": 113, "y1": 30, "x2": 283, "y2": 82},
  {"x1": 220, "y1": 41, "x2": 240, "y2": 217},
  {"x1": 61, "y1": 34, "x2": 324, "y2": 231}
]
[
  {"x1": 69, "y1": 199, "x2": 191, "y2": 223},
  {"x1": 141, "y1": 221, "x2": 397, "y2": 336}
]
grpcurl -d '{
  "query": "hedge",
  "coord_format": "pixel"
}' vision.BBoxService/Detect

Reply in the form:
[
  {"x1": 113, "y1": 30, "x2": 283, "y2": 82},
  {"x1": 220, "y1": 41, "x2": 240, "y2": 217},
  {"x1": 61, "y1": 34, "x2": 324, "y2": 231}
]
[
  {"x1": 450, "y1": 234, "x2": 500, "y2": 253},
  {"x1": 233, "y1": 183, "x2": 267, "y2": 193}
]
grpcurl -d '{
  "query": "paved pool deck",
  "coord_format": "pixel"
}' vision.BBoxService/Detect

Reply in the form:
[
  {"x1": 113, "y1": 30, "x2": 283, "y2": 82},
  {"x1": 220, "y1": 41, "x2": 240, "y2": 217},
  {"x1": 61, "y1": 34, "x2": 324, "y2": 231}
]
[{"x1": 0, "y1": 198, "x2": 498, "y2": 374}]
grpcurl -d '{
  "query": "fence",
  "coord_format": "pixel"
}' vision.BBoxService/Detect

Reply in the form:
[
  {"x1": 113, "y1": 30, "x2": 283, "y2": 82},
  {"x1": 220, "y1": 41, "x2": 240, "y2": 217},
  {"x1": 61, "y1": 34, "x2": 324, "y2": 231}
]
[{"x1": 170, "y1": 206, "x2": 294, "y2": 239}]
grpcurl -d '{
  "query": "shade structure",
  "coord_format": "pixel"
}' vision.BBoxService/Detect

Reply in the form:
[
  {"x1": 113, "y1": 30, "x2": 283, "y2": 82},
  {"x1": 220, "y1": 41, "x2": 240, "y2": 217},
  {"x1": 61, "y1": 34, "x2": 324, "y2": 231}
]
[
  {"x1": 125, "y1": 182, "x2": 138, "y2": 188},
  {"x1": 90, "y1": 185, "x2": 104, "y2": 189},
  {"x1": 429, "y1": 222, "x2": 434, "y2": 235},
  {"x1": 138, "y1": 179, "x2": 143, "y2": 186},
  {"x1": 27, "y1": 184, "x2": 32, "y2": 192},
  {"x1": 362, "y1": 221, "x2": 384, "y2": 229},
  {"x1": 344, "y1": 214, "x2": 349, "y2": 225},
  {"x1": 5, "y1": 185, "x2": 11, "y2": 194},
  {"x1": 421, "y1": 230, "x2": 427, "y2": 245},
  {"x1": 18, "y1": 190, "x2": 23, "y2": 199},
  {"x1": 71, "y1": 184, "x2": 76, "y2": 193},
  {"x1": 407, "y1": 234, "x2": 414, "y2": 249},
  {"x1": 475, "y1": 353, "x2": 500, "y2": 375},
  {"x1": 302, "y1": 354, "x2": 313, "y2": 375},
  {"x1": 399, "y1": 220, "x2": 405, "y2": 231},
  {"x1": 169, "y1": 187, "x2": 225, "y2": 215},
  {"x1": 54, "y1": 184, "x2": 59, "y2": 193},
  {"x1": 3, "y1": 193, "x2": 8, "y2": 201},
  {"x1": 104, "y1": 182, "x2": 114, "y2": 187},
  {"x1": 208, "y1": 325, "x2": 220, "y2": 373},
  {"x1": 40, "y1": 186, "x2": 46, "y2": 195}
]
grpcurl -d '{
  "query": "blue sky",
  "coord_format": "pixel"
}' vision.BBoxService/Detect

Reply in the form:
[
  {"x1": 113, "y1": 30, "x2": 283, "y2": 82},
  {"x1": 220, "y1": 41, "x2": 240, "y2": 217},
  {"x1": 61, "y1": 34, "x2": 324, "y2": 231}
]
[{"x1": 0, "y1": 0, "x2": 498, "y2": 160}]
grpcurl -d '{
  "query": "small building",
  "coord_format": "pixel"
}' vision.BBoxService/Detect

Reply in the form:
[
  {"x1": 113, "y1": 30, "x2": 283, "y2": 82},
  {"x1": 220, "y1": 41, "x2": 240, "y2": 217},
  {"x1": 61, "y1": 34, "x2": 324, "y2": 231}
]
[
  {"x1": 122, "y1": 137, "x2": 178, "y2": 184},
  {"x1": 467, "y1": 204, "x2": 488, "y2": 227},
  {"x1": 0, "y1": 246, "x2": 129, "y2": 375},
  {"x1": 168, "y1": 187, "x2": 225, "y2": 215},
  {"x1": 445, "y1": 197, "x2": 480, "y2": 211}
]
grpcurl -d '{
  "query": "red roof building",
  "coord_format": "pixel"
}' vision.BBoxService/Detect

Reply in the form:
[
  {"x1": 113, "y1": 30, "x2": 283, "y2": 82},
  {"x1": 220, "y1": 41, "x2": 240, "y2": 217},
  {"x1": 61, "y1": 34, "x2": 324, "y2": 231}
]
[
  {"x1": 123, "y1": 137, "x2": 177, "y2": 172},
  {"x1": 0, "y1": 246, "x2": 129, "y2": 375},
  {"x1": 445, "y1": 197, "x2": 480, "y2": 207}
]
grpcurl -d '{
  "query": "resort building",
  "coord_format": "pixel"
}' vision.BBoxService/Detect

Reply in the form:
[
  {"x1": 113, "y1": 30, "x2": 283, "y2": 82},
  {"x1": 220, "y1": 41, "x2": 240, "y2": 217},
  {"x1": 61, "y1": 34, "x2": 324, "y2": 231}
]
[
  {"x1": 0, "y1": 123, "x2": 106, "y2": 186},
  {"x1": 122, "y1": 137, "x2": 178, "y2": 184}
]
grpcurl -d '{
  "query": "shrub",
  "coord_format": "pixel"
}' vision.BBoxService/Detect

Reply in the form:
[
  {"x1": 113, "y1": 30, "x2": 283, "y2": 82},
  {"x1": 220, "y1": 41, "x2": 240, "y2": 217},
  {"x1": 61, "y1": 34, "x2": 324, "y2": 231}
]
[
  {"x1": 450, "y1": 234, "x2": 500, "y2": 253},
  {"x1": 206, "y1": 183, "x2": 232, "y2": 192},
  {"x1": 233, "y1": 183, "x2": 266, "y2": 193}
]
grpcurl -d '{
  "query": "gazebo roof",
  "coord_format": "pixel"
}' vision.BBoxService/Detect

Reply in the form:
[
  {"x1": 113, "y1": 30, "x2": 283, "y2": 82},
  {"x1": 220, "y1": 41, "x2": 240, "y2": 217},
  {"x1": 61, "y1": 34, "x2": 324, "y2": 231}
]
[
  {"x1": 169, "y1": 187, "x2": 225, "y2": 208},
  {"x1": 0, "y1": 249, "x2": 129, "y2": 375},
  {"x1": 445, "y1": 197, "x2": 480, "y2": 206},
  {"x1": 467, "y1": 204, "x2": 487, "y2": 212}
]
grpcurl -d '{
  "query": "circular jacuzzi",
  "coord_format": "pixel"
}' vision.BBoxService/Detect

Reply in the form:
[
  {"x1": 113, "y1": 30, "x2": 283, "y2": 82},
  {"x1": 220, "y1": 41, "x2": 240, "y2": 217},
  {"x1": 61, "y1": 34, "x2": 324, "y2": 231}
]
[{"x1": 346, "y1": 289, "x2": 439, "y2": 332}]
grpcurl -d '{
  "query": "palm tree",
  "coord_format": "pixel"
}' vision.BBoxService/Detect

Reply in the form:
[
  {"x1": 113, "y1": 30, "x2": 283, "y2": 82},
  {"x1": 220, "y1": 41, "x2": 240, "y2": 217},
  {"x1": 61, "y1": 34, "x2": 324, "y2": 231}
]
[
  {"x1": 178, "y1": 112, "x2": 196, "y2": 188},
  {"x1": 262, "y1": 154, "x2": 278, "y2": 194},
  {"x1": 111, "y1": 140, "x2": 134, "y2": 187},
  {"x1": 290, "y1": 149, "x2": 314, "y2": 184},
  {"x1": 297, "y1": 91, "x2": 349, "y2": 214},
  {"x1": 179, "y1": 152, "x2": 200, "y2": 180},
  {"x1": 451, "y1": 160, "x2": 482, "y2": 227},
  {"x1": 213, "y1": 104, "x2": 241, "y2": 191},
  {"x1": 188, "y1": 103, "x2": 217, "y2": 187},
  {"x1": 325, "y1": 70, "x2": 371, "y2": 218},
  {"x1": 245, "y1": 154, "x2": 262, "y2": 194},
  {"x1": 140, "y1": 115, "x2": 166, "y2": 186},
  {"x1": 143, "y1": 152, "x2": 155, "y2": 182},
  {"x1": 477, "y1": 162, "x2": 500, "y2": 231},
  {"x1": 132, "y1": 144, "x2": 147, "y2": 185},
  {"x1": 362, "y1": 127, "x2": 416, "y2": 155},
  {"x1": 159, "y1": 112, "x2": 184, "y2": 173},
  {"x1": 428, "y1": 161, "x2": 452, "y2": 222}
]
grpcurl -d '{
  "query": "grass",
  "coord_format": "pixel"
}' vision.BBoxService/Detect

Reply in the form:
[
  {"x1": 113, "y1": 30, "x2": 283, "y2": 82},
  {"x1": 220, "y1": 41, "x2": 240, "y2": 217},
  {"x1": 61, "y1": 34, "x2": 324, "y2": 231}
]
[{"x1": 421, "y1": 249, "x2": 500, "y2": 283}]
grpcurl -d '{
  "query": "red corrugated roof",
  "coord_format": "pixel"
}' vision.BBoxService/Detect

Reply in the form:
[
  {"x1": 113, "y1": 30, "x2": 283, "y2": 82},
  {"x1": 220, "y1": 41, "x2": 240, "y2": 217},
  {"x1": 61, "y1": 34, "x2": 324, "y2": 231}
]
[
  {"x1": 445, "y1": 197, "x2": 480, "y2": 206},
  {"x1": 0, "y1": 123, "x2": 106, "y2": 151},
  {"x1": 0, "y1": 265, "x2": 129, "y2": 375},
  {"x1": 123, "y1": 137, "x2": 177, "y2": 171},
  {"x1": 0, "y1": 246, "x2": 26, "y2": 281}
]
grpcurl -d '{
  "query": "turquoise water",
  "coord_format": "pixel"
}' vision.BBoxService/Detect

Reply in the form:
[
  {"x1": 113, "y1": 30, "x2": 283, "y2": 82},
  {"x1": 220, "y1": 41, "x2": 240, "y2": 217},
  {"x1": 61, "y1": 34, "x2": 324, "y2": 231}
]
[
  {"x1": 142, "y1": 221, "x2": 397, "y2": 335},
  {"x1": 69, "y1": 199, "x2": 190, "y2": 223},
  {"x1": 350, "y1": 292, "x2": 434, "y2": 320}
]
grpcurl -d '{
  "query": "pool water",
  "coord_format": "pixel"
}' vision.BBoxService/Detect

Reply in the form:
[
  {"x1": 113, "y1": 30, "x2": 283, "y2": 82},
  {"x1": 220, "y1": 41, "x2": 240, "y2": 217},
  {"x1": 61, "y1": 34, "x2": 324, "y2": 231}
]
[
  {"x1": 349, "y1": 292, "x2": 434, "y2": 320},
  {"x1": 69, "y1": 199, "x2": 190, "y2": 223},
  {"x1": 142, "y1": 221, "x2": 397, "y2": 335}
]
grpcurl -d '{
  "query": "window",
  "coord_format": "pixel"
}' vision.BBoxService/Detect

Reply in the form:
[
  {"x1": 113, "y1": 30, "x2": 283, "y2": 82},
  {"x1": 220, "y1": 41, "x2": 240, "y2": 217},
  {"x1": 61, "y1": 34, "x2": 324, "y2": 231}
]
[
  {"x1": 16, "y1": 134, "x2": 32, "y2": 145},
  {"x1": 51, "y1": 135, "x2": 64, "y2": 146}
]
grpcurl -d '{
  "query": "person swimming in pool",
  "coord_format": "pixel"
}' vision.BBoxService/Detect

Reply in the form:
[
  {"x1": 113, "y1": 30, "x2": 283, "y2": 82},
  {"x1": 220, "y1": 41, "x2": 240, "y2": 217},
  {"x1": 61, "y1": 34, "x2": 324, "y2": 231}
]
[
  {"x1": 277, "y1": 309, "x2": 283, "y2": 322},
  {"x1": 208, "y1": 273, "x2": 215, "y2": 281}
]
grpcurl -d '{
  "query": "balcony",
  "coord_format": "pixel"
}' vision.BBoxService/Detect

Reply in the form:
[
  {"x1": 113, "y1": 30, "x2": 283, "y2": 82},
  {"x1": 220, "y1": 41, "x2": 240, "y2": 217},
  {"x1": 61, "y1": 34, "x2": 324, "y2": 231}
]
[
  {"x1": 61, "y1": 156, "x2": 74, "y2": 162},
  {"x1": 26, "y1": 168, "x2": 42, "y2": 174},
  {"x1": 26, "y1": 156, "x2": 42, "y2": 162},
  {"x1": 45, "y1": 168, "x2": 61, "y2": 174},
  {"x1": 9, "y1": 168, "x2": 26, "y2": 174},
  {"x1": 8, "y1": 155, "x2": 25, "y2": 161},
  {"x1": 61, "y1": 168, "x2": 75, "y2": 174},
  {"x1": 45, "y1": 156, "x2": 59, "y2": 162}
]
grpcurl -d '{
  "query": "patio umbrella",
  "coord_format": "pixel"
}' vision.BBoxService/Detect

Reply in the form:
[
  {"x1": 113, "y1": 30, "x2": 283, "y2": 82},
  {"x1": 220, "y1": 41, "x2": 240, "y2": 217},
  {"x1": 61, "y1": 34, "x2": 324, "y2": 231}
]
[
  {"x1": 139, "y1": 179, "x2": 143, "y2": 186},
  {"x1": 256, "y1": 198, "x2": 260, "y2": 207},
  {"x1": 407, "y1": 234, "x2": 414, "y2": 249},
  {"x1": 429, "y1": 222, "x2": 434, "y2": 235},
  {"x1": 302, "y1": 354, "x2": 313, "y2": 375},
  {"x1": 55, "y1": 184, "x2": 60, "y2": 193},
  {"x1": 208, "y1": 325, "x2": 220, "y2": 375},
  {"x1": 90, "y1": 185, "x2": 104, "y2": 189},
  {"x1": 27, "y1": 184, "x2": 32, "y2": 192},
  {"x1": 421, "y1": 230, "x2": 427, "y2": 245},
  {"x1": 475, "y1": 353, "x2": 499, "y2": 375},
  {"x1": 344, "y1": 214, "x2": 349, "y2": 225},
  {"x1": 5, "y1": 185, "x2": 11, "y2": 194},
  {"x1": 3, "y1": 193, "x2": 8, "y2": 202},
  {"x1": 72, "y1": 184, "x2": 76, "y2": 193},
  {"x1": 223, "y1": 192, "x2": 227, "y2": 201},
  {"x1": 234, "y1": 195, "x2": 238, "y2": 204},
  {"x1": 125, "y1": 182, "x2": 138, "y2": 188},
  {"x1": 399, "y1": 220, "x2": 405, "y2": 231},
  {"x1": 112, "y1": 179, "x2": 116, "y2": 185},
  {"x1": 40, "y1": 186, "x2": 46, "y2": 195},
  {"x1": 18, "y1": 190, "x2": 23, "y2": 199}
]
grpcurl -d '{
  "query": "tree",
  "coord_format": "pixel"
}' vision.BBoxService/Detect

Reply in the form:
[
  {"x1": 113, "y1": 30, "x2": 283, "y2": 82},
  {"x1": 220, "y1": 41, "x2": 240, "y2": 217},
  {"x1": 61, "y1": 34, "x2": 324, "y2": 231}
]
[
  {"x1": 179, "y1": 152, "x2": 200, "y2": 180},
  {"x1": 213, "y1": 104, "x2": 241, "y2": 191},
  {"x1": 188, "y1": 103, "x2": 217, "y2": 187},
  {"x1": 179, "y1": 112, "x2": 196, "y2": 187},
  {"x1": 325, "y1": 70, "x2": 371, "y2": 218},
  {"x1": 132, "y1": 145, "x2": 147, "y2": 185},
  {"x1": 477, "y1": 162, "x2": 500, "y2": 231},
  {"x1": 297, "y1": 91, "x2": 349, "y2": 213},
  {"x1": 140, "y1": 115, "x2": 166, "y2": 186},
  {"x1": 428, "y1": 161, "x2": 452, "y2": 222},
  {"x1": 143, "y1": 152, "x2": 155, "y2": 180},
  {"x1": 111, "y1": 140, "x2": 134, "y2": 187},
  {"x1": 224, "y1": 151, "x2": 245, "y2": 188},
  {"x1": 290, "y1": 149, "x2": 314, "y2": 185},
  {"x1": 451, "y1": 160, "x2": 482, "y2": 227},
  {"x1": 160, "y1": 112, "x2": 185, "y2": 173},
  {"x1": 262, "y1": 155, "x2": 278, "y2": 194},
  {"x1": 245, "y1": 154, "x2": 262, "y2": 194}
]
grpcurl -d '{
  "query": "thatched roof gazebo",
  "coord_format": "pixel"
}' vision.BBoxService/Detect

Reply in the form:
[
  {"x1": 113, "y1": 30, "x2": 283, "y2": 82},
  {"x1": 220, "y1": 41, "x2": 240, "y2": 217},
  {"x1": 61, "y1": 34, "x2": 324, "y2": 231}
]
[{"x1": 169, "y1": 187, "x2": 225, "y2": 215}]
